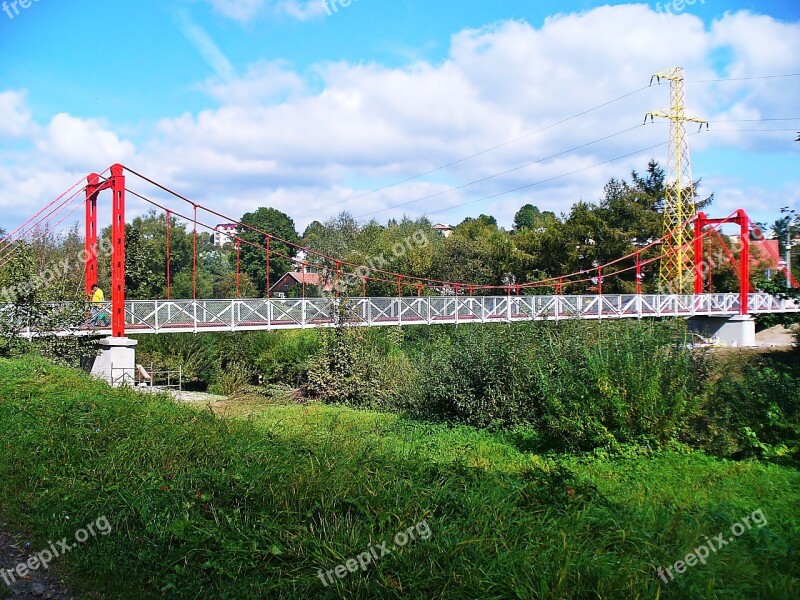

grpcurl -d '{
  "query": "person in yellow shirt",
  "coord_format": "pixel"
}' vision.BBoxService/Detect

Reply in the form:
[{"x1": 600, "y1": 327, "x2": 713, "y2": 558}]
[{"x1": 89, "y1": 284, "x2": 107, "y2": 326}]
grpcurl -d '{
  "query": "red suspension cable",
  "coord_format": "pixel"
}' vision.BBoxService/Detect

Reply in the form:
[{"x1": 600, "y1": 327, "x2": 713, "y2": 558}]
[
  {"x1": 236, "y1": 239, "x2": 241, "y2": 299},
  {"x1": 166, "y1": 210, "x2": 172, "y2": 299},
  {"x1": 119, "y1": 166, "x2": 748, "y2": 298},
  {"x1": 193, "y1": 205, "x2": 198, "y2": 300}
]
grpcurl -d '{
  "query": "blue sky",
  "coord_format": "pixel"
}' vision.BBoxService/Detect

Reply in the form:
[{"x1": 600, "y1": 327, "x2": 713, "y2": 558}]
[{"x1": 0, "y1": 0, "x2": 798, "y2": 233}]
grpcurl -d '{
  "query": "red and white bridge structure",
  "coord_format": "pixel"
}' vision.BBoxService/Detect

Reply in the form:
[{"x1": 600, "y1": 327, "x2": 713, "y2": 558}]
[
  {"x1": 71, "y1": 292, "x2": 796, "y2": 336},
  {"x1": 1, "y1": 164, "x2": 798, "y2": 384}
]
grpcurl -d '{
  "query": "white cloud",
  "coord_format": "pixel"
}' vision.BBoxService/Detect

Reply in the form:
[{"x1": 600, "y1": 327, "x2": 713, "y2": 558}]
[
  {"x1": 1, "y1": 5, "x2": 799, "y2": 233},
  {"x1": 201, "y1": 60, "x2": 306, "y2": 106},
  {"x1": 0, "y1": 90, "x2": 36, "y2": 139},
  {"x1": 201, "y1": 0, "x2": 266, "y2": 21},
  {"x1": 277, "y1": 0, "x2": 327, "y2": 20},
  {"x1": 175, "y1": 10, "x2": 237, "y2": 82},
  {"x1": 35, "y1": 114, "x2": 136, "y2": 171}
]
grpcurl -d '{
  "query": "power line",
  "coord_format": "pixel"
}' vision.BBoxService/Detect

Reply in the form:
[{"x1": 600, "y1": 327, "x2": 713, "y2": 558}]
[
  {"x1": 356, "y1": 124, "x2": 647, "y2": 219},
  {"x1": 424, "y1": 140, "x2": 668, "y2": 218},
  {"x1": 297, "y1": 73, "x2": 797, "y2": 220},
  {"x1": 421, "y1": 123, "x2": 795, "y2": 219},
  {"x1": 359, "y1": 115, "x2": 798, "y2": 221},
  {"x1": 689, "y1": 73, "x2": 800, "y2": 83},
  {"x1": 708, "y1": 117, "x2": 800, "y2": 123},
  {"x1": 296, "y1": 84, "x2": 654, "y2": 217}
]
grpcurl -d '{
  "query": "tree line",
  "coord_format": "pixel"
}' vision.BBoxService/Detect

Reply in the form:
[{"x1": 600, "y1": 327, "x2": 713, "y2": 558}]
[{"x1": 2, "y1": 160, "x2": 796, "y2": 303}]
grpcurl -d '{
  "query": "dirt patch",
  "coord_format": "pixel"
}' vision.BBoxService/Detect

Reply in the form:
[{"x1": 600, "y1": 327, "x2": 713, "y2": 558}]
[
  {"x1": 168, "y1": 390, "x2": 228, "y2": 404},
  {"x1": 0, "y1": 527, "x2": 72, "y2": 599},
  {"x1": 756, "y1": 324, "x2": 798, "y2": 347}
]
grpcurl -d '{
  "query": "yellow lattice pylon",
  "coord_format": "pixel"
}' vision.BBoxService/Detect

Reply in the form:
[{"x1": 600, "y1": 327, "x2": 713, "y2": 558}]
[{"x1": 645, "y1": 67, "x2": 708, "y2": 293}]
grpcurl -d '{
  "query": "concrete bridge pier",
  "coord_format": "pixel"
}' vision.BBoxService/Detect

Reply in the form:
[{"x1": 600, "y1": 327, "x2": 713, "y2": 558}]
[
  {"x1": 91, "y1": 337, "x2": 138, "y2": 387},
  {"x1": 688, "y1": 315, "x2": 756, "y2": 347}
]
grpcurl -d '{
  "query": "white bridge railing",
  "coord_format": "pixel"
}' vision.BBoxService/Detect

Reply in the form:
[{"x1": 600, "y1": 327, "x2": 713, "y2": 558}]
[
  {"x1": 2, "y1": 293, "x2": 798, "y2": 336},
  {"x1": 13, "y1": 292, "x2": 791, "y2": 336}
]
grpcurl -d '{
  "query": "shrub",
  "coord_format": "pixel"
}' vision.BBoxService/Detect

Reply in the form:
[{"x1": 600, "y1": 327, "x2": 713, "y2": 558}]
[
  {"x1": 532, "y1": 320, "x2": 703, "y2": 449},
  {"x1": 209, "y1": 360, "x2": 252, "y2": 397},
  {"x1": 694, "y1": 353, "x2": 800, "y2": 464},
  {"x1": 304, "y1": 321, "x2": 417, "y2": 410},
  {"x1": 251, "y1": 330, "x2": 320, "y2": 387},
  {"x1": 411, "y1": 320, "x2": 703, "y2": 450},
  {"x1": 411, "y1": 324, "x2": 534, "y2": 428},
  {"x1": 134, "y1": 333, "x2": 217, "y2": 384}
]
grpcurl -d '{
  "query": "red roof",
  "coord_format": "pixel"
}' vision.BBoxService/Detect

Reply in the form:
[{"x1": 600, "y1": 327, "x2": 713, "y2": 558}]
[
  {"x1": 751, "y1": 239, "x2": 781, "y2": 269},
  {"x1": 270, "y1": 272, "x2": 333, "y2": 293},
  {"x1": 286, "y1": 272, "x2": 323, "y2": 285}
]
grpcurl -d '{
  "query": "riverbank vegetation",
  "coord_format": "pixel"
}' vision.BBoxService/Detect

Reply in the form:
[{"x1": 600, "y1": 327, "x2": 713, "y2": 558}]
[
  {"x1": 0, "y1": 354, "x2": 798, "y2": 598},
  {"x1": 134, "y1": 319, "x2": 800, "y2": 465}
]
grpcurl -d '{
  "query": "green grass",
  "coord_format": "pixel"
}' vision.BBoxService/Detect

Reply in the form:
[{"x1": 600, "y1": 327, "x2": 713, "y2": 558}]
[{"x1": 0, "y1": 357, "x2": 798, "y2": 599}]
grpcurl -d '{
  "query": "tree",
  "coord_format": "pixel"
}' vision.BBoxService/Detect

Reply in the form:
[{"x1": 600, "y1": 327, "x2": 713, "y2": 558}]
[
  {"x1": 302, "y1": 220, "x2": 325, "y2": 245},
  {"x1": 459, "y1": 214, "x2": 497, "y2": 228},
  {"x1": 100, "y1": 211, "x2": 194, "y2": 300},
  {"x1": 508, "y1": 161, "x2": 694, "y2": 293},
  {"x1": 433, "y1": 217, "x2": 514, "y2": 290},
  {"x1": 304, "y1": 212, "x2": 362, "y2": 262},
  {"x1": 236, "y1": 208, "x2": 300, "y2": 295},
  {"x1": 0, "y1": 240, "x2": 94, "y2": 365},
  {"x1": 513, "y1": 204, "x2": 558, "y2": 232}
]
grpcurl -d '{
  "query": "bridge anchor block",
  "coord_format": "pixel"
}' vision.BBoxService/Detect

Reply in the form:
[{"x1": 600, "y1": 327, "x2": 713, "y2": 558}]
[
  {"x1": 688, "y1": 315, "x2": 756, "y2": 347},
  {"x1": 90, "y1": 336, "x2": 138, "y2": 387}
]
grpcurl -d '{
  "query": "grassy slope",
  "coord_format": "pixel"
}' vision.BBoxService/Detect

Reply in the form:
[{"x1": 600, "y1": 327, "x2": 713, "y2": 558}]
[{"x1": 0, "y1": 357, "x2": 798, "y2": 599}]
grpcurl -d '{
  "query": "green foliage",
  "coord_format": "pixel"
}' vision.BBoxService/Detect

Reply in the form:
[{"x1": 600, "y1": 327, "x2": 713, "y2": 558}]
[
  {"x1": 0, "y1": 242, "x2": 95, "y2": 366},
  {"x1": 411, "y1": 320, "x2": 702, "y2": 449},
  {"x1": 694, "y1": 351, "x2": 800, "y2": 464},
  {"x1": 140, "y1": 318, "x2": 799, "y2": 464},
  {"x1": 303, "y1": 214, "x2": 439, "y2": 297},
  {"x1": 513, "y1": 203, "x2": 557, "y2": 232},
  {"x1": 0, "y1": 357, "x2": 798, "y2": 599},
  {"x1": 135, "y1": 329, "x2": 322, "y2": 393},
  {"x1": 121, "y1": 211, "x2": 192, "y2": 299},
  {"x1": 303, "y1": 302, "x2": 414, "y2": 409},
  {"x1": 251, "y1": 330, "x2": 321, "y2": 387},
  {"x1": 209, "y1": 361, "x2": 251, "y2": 397},
  {"x1": 0, "y1": 224, "x2": 87, "y2": 303},
  {"x1": 133, "y1": 333, "x2": 217, "y2": 384},
  {"x1": 752, "y1": 277, "x2": 800, "y2": 329},
  {"x1": 236, "y1": 207, "x2": 300, "y2": 294},
  {"x1": 433, "y1": 217, "x2": 514, "y2": 288}
]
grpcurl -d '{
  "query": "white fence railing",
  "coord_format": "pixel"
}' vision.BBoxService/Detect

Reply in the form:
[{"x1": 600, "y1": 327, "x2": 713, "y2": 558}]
[{"x1": 3, "y1": 293, "x2": 792, "y2": 336}]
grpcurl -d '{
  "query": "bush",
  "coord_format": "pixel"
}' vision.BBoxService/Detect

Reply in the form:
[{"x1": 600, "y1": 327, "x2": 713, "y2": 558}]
[
  {"x1": 251, "y1": 330, "x2": 320, "y2": 387},
  {"x1": 134, "y1": 333, "x2": 217, "y2": 385},
  {"x1": 411, "y1": 320, "x2": 703, "y2": 450},
  {"x1": 532, "y1": 320, "x2": 702, "y2": 450},
  {"x1": 209, "y1": 361, "x2": 252, "y2": 397},
  {"x1": 694, "y1": 352, "x2": 800, "y2": 464},
  {"x1": 411, "y1": 324, "x2": 534, "y2": 428},
  {"x1": 304, "y1": 323, "x2": 417, "y2": 410}
]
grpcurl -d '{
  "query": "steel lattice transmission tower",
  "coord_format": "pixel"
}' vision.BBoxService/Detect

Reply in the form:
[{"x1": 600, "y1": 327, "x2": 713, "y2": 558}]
[{"x1": 645, "y1": 67, "x2": 708, "y2": 293}]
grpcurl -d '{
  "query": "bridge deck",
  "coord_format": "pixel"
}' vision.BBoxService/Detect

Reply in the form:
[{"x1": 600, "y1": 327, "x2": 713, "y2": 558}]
[{"x1": 7, "y1": 293, "x2": 796, "y2": 336}]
